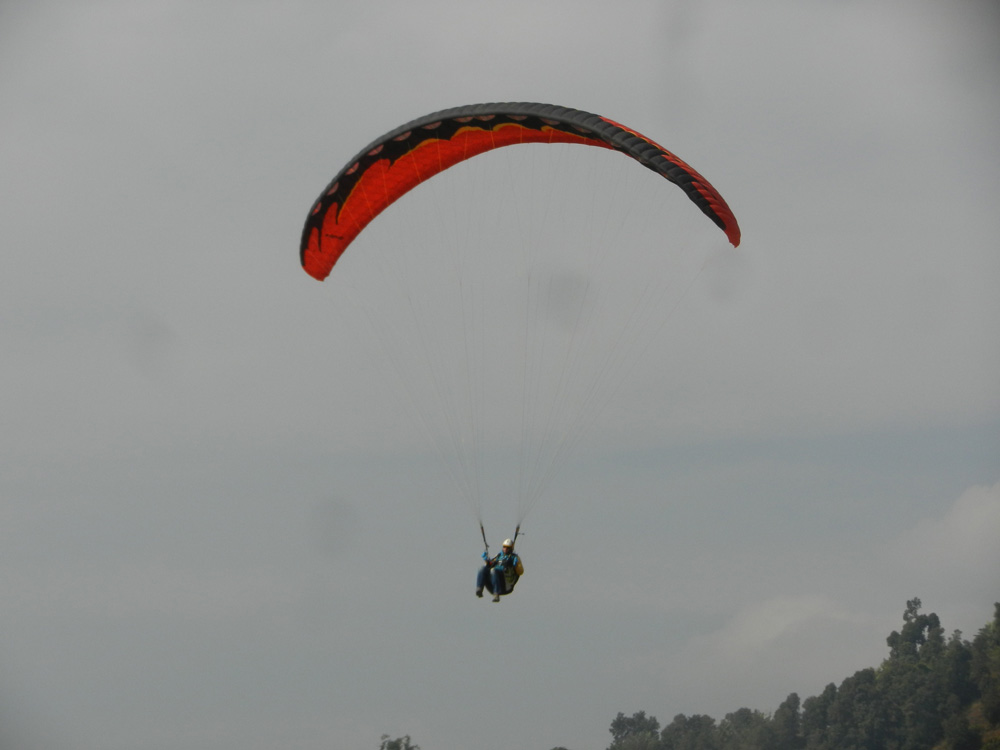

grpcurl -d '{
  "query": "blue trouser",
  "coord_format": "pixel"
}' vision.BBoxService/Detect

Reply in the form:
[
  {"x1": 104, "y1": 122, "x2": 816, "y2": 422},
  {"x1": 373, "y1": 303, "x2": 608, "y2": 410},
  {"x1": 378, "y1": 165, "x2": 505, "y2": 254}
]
[{"x1": 476, "y1": 565, "x2": 508, "y2": 596}]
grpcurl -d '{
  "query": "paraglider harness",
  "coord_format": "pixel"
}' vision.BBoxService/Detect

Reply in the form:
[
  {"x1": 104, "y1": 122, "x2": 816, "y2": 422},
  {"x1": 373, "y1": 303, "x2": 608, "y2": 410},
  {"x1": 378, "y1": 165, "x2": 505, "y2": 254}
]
[{"x1": 480, "y1": 523, "x2": 522, "y2": 595}]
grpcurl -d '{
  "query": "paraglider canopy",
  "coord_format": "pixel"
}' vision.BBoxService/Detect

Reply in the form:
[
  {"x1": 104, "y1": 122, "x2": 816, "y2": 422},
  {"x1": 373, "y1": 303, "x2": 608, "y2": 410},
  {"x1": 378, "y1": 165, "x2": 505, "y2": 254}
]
[{"x1": 301, "y1": 102, "x2": 739, "y2": 282}]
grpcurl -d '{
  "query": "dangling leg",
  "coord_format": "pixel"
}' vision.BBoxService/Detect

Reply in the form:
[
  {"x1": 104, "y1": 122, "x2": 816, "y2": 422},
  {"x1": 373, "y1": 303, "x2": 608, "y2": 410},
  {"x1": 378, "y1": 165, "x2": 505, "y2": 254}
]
[
  {"x1": 476, "y1": 565, "x2": 493, "y2": 598},
  {"x1": 490, "y1": 567, "x2": 507, "y2": 602}
]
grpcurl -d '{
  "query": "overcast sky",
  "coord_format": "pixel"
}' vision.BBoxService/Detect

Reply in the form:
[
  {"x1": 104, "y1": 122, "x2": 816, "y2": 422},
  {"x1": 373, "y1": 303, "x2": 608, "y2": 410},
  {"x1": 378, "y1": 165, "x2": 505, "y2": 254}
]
[{"x1": 2, "y1": 2, "x2": 999, "y2": 749}]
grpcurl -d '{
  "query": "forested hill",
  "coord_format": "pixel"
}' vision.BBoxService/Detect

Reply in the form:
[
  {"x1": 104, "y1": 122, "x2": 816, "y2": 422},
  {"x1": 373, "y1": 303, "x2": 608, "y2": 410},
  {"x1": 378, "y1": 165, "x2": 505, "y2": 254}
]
[
  {"x1": 599, "y1": 599, "x2": 1000, "y2": 750},
  {"x1": 380, "y1": 599, "x2": 999, "y2": 750}
]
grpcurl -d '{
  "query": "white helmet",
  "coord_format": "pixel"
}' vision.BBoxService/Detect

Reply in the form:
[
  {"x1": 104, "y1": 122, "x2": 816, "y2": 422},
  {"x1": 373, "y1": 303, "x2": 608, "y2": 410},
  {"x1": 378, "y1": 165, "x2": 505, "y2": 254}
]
[{"x1": 502, "y1": 539, "x2": 514, "y2": 549}]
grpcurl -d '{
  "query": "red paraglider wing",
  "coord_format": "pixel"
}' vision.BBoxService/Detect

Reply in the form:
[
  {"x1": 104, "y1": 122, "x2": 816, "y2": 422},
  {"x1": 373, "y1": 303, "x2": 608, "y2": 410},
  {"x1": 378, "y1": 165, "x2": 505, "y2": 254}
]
[{"x1": 300, "y1": 102, "x2": 740, "y2": 281}]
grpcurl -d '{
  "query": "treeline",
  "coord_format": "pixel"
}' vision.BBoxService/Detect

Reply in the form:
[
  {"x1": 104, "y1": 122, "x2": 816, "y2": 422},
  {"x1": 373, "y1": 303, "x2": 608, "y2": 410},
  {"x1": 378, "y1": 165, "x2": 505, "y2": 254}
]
[{"x1": 601, "y1": 599, "x2": 1000, "y2": 750}]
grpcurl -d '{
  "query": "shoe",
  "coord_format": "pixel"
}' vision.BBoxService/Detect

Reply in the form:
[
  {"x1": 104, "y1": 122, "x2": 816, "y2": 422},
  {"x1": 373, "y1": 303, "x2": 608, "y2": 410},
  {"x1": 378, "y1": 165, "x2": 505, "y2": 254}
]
[
  {"x1": 475, "y1": 588, "x2": 483, "y2": 598},
  {"x1": 492, "y1": 594, "x2": 501, "y2": 602}
]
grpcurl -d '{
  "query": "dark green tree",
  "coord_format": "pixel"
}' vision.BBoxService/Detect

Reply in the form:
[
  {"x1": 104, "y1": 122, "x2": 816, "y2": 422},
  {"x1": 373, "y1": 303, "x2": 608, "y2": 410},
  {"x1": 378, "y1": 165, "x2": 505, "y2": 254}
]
[
  {"x1": 660, "y1": 713, "x2": 718, "y2": 750},
  {"x1": 971, "y1": 603, "x2": 1000, "y2": 726},
  {"x1": 885, "y1": 598, "x2": 944, "y2": 661},
  {"x1": 772, "y1": 693, "x2": 803, "y2": 750},
  {"x1": 717, "y1": 707, "x2": 772, "y2": 750},
  {"x1": 941, "y1": 699, "x2": 982, "y2": 750},
  {"x1": 826, "y1": 668, "x2": 888, "y2": 750},
  {"x1": 944, "y1": 629, "x2": 980, "y2": 709},
  {"x1": 801, "y1": 683, "x2": 836, "y2": 750},
  {"x1": 609, "y1": 711, "x2": 662, "y2": 750},
  {"x1": 379, "y1": 734, "x2": 419, "y2": 750},
  {"x1": 879, "y1": 598, "x2": 964, "y2": 749}
]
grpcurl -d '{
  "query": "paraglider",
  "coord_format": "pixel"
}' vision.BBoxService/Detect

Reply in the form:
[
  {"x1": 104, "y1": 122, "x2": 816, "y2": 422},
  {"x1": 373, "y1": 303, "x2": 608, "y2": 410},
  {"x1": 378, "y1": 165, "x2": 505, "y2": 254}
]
[
  {"x1": 299, "y1": 102, "x2": 740, "y2": 584},
  {"x1": 476, "y1": 538, "x2": 523, "y2": 603}
]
